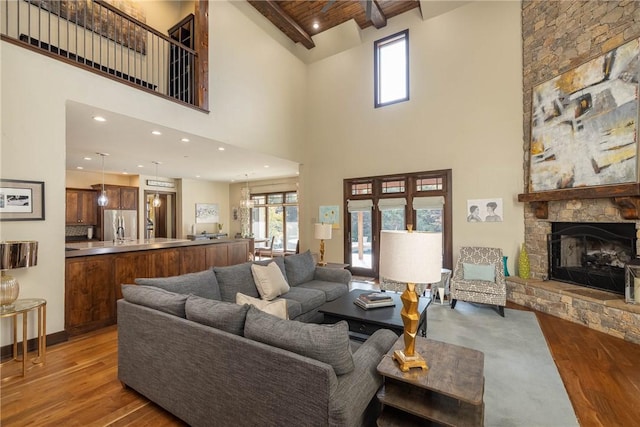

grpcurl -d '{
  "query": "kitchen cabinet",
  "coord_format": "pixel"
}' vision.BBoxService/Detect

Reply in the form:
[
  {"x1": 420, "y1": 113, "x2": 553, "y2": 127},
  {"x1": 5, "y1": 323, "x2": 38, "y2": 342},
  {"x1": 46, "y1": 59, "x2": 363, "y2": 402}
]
[
  {"x1": 65, "y1": 189, "x2": 98, "y2": 225},
  {"x1": 92, "y1": 185, "x2": 138, "y2": 210},
  {"x1": 65, "y1": 255, "x2": 115, "y2": 335}
]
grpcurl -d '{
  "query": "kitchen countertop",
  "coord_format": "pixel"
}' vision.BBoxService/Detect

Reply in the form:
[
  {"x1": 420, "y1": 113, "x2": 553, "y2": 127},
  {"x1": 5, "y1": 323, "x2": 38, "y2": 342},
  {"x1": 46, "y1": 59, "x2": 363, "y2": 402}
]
[{"x1": 65, "y1": 237, "x2": 246, "y2": 258}]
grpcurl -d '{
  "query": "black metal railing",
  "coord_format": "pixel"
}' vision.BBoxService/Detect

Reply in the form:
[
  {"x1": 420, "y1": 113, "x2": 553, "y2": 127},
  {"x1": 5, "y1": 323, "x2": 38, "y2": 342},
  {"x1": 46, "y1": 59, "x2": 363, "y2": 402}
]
[{"x1": 1, "y1": 0, "x2": 199, "y2": 107}]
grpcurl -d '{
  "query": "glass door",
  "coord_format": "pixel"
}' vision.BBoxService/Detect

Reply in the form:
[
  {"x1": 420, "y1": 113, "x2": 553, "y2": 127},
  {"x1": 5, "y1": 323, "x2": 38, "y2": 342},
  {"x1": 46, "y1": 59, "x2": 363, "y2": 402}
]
[{"x1": 347, "y1": 198, "x2": 375, "y2": 277}]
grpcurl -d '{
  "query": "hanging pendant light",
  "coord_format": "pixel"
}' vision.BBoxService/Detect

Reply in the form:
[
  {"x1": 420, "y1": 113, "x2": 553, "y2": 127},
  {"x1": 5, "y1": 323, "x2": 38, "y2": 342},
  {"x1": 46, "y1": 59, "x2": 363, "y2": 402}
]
[
  {"x1": 152, "y1": 161, "x2": 161, "y2": 208},
  {"x1": 240, "y1": 174, "x2": 253, "y2": 209},
  {"x1": 97, "y1": 153, "x2": 109, "y2": 207}
]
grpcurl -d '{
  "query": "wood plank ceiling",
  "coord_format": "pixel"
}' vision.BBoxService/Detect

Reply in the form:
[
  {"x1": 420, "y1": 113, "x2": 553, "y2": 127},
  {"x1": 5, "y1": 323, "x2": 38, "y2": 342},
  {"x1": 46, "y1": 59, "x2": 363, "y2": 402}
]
[{"x1": 247, "y1": 0, "x2": 421, "y2": 49}]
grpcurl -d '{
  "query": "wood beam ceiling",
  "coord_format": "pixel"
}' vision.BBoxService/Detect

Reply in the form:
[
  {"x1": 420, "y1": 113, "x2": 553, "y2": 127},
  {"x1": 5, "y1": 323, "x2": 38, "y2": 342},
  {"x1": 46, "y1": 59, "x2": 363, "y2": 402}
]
[{"x1": 248, "y1": 0, "x2": 315, "y2": 49}]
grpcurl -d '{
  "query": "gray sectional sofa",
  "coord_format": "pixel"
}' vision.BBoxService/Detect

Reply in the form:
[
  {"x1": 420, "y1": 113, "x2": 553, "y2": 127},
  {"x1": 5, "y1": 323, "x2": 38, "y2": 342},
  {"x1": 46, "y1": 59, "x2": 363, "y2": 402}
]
[{"x1": 118, "y1": 251, "x2": 397, "y2": 426}]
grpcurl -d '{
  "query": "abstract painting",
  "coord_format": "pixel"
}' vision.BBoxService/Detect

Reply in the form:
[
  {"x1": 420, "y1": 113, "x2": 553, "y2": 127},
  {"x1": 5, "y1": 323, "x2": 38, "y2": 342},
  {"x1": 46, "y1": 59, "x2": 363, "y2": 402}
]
[{"x1": 530, "y1": 37, "x2": 639, "y2": 192}]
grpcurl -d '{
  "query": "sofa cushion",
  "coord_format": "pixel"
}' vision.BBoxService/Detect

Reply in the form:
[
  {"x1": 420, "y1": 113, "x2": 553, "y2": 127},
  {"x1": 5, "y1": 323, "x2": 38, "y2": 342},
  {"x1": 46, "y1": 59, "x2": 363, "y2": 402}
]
[
  {"x1": 278, "y1": 286, "x2": 326, "y2": 314},
  {"x1": 251, "y1": 261, "x2": 290, "y2": 300},
  {"x1": 283, "y1": 299, "x2": 302, "y2": 320},
  {"x1": 463, "y1": 263, "x2": 495, "y2": 282},
  {"x1": 121, "y1": 285, "x2": 188, "y2": 318},
  {"x1": 284, "y1": 250, "x2": 316, "y2": 286},
  {"x1": 135, "y1": 268, "x2": 221, "y2": 300},
  {"x1": 244, "y1": 306, "x2": 354, "y2": 375},
  {"x1": 236, "y1": 292, "x2": 289, "y2": 320},
  {"x1": 185, "y1": 295, "x2": 250, "y2": 336},
  {"x1": 298, "y1": 280, "x2": 348, "y2": 302},
  {"x1": 215, "y1": 262, "x2": 260, "y2": 302}
]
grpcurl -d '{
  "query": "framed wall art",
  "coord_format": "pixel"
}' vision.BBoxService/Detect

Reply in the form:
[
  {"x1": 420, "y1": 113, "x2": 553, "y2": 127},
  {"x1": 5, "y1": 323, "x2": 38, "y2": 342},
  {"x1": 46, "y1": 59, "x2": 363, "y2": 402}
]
[
  {"x1": 195, "y1": 203, "x2": 219, "y2": 224},
  {"x1": 0, "y1": 179, "x2": 45, "y2": 221},
  {"x1": 529, "y1": 37, "x2": 639, "y2": 192},
  {"x1": 319, "y1": 205, "x2": 339, "y2": 229}
]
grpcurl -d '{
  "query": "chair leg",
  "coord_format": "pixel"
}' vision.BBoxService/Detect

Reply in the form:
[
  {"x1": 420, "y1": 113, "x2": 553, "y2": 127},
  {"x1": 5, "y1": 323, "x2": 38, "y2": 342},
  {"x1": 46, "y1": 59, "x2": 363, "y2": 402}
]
[
  {"x1": 498, "y1": 306, "x2": 505, "y2": 317},
  {"x1": 450, "y1": 299, "x2": 457, "y2": 309}
]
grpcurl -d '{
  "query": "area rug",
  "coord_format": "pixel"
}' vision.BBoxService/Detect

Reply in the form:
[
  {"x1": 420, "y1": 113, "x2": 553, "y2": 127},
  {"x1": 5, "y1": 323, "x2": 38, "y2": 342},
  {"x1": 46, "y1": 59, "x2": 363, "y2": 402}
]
[{"x1": 426, "y1": 302, "x2": 579, "y2": 427}]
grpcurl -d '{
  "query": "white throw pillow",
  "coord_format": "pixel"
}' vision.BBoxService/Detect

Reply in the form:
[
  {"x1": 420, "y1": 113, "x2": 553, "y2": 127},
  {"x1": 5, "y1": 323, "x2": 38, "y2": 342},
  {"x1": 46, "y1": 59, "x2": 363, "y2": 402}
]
[
  {"x1": 251, "y1": 262, "x2": 290, "y2": 301},
  {"x1": 236, "y1": 292, "x2": 289, "y2": 320}
]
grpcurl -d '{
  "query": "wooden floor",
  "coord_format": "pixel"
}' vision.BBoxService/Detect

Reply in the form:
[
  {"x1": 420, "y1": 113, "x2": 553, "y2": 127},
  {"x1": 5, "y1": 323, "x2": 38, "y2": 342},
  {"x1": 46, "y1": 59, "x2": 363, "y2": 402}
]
[{"x1": 1, "y1": 302, "x2": 639, "y2": 426}]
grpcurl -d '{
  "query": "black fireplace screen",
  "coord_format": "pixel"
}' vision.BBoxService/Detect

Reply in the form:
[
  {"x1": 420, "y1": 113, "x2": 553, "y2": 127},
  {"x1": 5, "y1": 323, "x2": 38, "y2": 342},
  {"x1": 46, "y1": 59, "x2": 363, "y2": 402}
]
[{"x1": 547, "y1": 223, "x2": 636, "y2": 295}]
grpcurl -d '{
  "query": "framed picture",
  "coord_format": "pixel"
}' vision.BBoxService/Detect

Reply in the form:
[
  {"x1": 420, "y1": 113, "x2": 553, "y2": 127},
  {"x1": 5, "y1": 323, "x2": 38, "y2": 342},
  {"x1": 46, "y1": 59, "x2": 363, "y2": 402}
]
[
  {"x1": 319, "y1": 205, "x2": 340, "y2": 229},
  {"x1": 529, "y1": 37, "x2": 639, "y2": 192},
  {"x1": 195, "y1": 203, "x2": 219, "y2": 224},
  {"x1": 0, "y1": 179, "x2": 45, "y2": 221},
  {"x1": 466, "y1": 198, "x2": 503, "y2": 223}
]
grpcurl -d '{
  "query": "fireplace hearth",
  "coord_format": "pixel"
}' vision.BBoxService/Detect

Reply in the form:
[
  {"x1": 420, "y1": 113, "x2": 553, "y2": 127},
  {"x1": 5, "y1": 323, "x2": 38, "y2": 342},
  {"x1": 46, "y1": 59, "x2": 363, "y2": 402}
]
[{"x1": 547, "y1": 222, "x2": 636, "y2": 295}]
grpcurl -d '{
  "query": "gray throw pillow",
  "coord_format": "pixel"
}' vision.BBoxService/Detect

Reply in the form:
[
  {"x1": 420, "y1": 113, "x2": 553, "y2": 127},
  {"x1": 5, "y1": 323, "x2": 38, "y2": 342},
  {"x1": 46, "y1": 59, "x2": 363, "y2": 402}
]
[
  {"x1": 244, "y1": 306, "x2": 354, "y2": 375},
  {"x1": 214, "y1": 262, "x2": 260, "y2": 302},
  {"x1": 185, "y1": 295, "x2": 250, "y2": 336},
  {"x1": 135, "y1": 268, "x2": 221, "y2": 300},
  {"x1": 284, "y1": 250, "x2": 316, "y2": 286},
  {"x1": 121, "y1": 285, "x2": 188, "y2": 318}
]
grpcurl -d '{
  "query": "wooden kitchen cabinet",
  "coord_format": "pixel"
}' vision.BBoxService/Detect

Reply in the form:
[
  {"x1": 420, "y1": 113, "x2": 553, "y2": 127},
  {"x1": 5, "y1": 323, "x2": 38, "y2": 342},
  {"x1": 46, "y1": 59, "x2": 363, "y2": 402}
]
[
  {"x1": 65, "y1": 256, "x2": 115, "y2": 335},
  {"x1": 65, "y1": 189, "x2": 98, "y2": 225},
  {"x1": 93, "y1": 185, "x2": 138, "y2": 210}
]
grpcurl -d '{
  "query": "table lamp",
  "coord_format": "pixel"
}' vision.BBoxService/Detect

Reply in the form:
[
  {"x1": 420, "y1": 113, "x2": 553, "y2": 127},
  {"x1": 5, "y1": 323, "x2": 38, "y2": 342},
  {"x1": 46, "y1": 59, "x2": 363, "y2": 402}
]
[
  {"x1": 314, "y1": 223, "x2": 332, "y2": 266},
  {"x1": 379, "y1": 228, "x2": 442, "y2": 371},
  {"x1": 0, "y1": 241, "x2": 38, "y2": 312}
]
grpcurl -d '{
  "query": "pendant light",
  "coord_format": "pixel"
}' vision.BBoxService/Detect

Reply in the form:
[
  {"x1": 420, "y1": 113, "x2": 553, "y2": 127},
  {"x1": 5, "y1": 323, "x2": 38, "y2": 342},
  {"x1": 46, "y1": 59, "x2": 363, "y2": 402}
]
[
  {"x1": 97, "y1": 153, "x2": 109, "y2": 207},
  {"x1": 240, "y1": 174, "x2": 253, "y2": 209},
  {"x1": 152, "y1": 161, "x2": 161, "y2": 208}
]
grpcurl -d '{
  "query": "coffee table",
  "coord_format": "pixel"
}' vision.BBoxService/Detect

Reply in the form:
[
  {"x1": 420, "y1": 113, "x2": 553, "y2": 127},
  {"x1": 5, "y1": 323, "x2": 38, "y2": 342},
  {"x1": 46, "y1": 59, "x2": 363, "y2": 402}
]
[
  {"x1": 377, "y1": 336, "x2": 485, "y2": 426},
  {"x1": 318, "y1": 289, "x2": 431, "y2": 341}
]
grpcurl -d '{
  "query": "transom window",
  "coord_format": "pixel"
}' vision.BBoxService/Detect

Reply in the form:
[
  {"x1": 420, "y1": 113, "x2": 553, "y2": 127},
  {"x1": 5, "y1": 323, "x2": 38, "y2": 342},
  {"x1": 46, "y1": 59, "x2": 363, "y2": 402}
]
[
  {"x1": 374, "y1": 29, "x2": 409, "y2": 108},
  {"x1": 416, "y1": 177, "x2": 443, "y2": 192},
  {"x1": 381, "y1": 179, "x2": 406, "y2": 194},
  {"x1": 351, "y1": 182, "x2": 373, "y2": 196}
]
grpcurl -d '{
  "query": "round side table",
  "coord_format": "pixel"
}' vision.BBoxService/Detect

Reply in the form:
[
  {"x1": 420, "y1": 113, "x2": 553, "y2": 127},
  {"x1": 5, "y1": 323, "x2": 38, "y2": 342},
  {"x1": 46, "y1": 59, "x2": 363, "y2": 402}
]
[{"x1": 1, "y1": 298, "x2": 47, "y2": 379}]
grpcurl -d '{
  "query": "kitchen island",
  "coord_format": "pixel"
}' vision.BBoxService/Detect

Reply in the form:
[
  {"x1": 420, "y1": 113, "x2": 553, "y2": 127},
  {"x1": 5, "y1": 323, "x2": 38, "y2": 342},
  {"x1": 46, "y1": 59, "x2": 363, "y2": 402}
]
[{"x1": 65, "y1": 238, "x2": 250, "y2": 336}]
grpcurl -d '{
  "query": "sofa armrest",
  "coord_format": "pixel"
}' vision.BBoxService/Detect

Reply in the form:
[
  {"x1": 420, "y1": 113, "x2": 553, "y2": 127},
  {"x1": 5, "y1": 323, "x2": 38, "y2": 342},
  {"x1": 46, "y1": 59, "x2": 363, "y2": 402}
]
[
  {"x1": 314, "y1": 267, "x2": 352, "y2": 285},
  {"x1": 329, "y1": 328, "x2": 397, "y2": 426}
]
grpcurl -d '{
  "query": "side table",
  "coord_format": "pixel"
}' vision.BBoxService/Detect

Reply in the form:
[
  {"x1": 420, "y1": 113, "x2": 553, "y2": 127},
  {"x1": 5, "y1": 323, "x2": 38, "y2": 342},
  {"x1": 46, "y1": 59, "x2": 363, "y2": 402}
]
[
  {"x1": 0, "y1": 298, "x2": 47, "y2": 379},
  {"x1": 377, "y1": 336, "x2": 484, "y2": 426}
]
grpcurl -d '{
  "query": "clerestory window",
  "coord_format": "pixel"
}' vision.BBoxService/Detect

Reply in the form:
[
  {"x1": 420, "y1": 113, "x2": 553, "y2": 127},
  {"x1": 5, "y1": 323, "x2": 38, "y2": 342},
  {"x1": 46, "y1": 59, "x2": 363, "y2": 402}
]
[{"x1": 374, "y1": 29, "x2": 409, "y2": 108}]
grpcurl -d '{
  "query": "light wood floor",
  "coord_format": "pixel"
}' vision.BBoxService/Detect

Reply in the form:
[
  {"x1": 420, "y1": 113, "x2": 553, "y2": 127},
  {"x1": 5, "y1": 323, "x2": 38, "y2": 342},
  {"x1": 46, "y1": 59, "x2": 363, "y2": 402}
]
[{"x1": 1, "y1": 302, "x2": 639, "y2": 426}]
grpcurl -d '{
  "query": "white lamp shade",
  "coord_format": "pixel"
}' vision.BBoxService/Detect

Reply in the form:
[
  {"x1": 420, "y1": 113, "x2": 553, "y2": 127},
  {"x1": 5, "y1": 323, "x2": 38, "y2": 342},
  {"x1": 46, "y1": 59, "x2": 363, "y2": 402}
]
[
  {"x1": 314, "y1": 223, "x2": 332, "y2": 240},
  {"x1": 379, "y1": 231, "x2": 442, "y2": 284}
]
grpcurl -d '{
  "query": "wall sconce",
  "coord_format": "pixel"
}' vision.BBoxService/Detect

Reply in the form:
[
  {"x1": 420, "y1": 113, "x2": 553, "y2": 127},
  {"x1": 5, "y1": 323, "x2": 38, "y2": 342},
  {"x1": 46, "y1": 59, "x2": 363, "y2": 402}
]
[{"x1": 0, "y1": 241, "x2": 38, "y2": 312}]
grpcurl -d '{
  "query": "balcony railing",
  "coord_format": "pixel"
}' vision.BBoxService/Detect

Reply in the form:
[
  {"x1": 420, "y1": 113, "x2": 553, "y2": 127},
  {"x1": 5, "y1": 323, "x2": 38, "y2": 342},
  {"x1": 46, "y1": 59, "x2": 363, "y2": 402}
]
[{"x1": 1, "y1": 0, "x2": 206, "y2": 110}]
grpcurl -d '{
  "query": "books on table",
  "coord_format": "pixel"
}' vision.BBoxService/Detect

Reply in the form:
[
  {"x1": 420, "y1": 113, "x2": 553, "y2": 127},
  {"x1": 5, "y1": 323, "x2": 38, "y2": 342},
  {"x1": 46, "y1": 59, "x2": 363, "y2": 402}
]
[{"x1": 354, "y1": 292, "x2": 395, "y2": 309}]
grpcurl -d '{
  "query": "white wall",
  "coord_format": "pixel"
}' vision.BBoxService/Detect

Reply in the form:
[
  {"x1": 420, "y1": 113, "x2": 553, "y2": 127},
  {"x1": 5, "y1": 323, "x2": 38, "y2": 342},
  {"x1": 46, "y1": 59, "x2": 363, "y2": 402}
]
[
  {"x1": 302, "y1": 1, "x2": 524, "y2": 269},
  {"x1": 179, "y1": 179, "x2": 230, "y2": 238},
  {"x1": 0, "y1": 0, "x2": 307, "y2": 345}
]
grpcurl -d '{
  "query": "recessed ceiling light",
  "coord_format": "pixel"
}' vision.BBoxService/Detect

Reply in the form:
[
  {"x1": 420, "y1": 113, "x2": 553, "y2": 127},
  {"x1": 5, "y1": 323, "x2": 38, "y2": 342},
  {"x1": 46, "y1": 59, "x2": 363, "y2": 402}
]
[
  {"x1": 83, "y1": 156, "x2": 92, "y2": 161},
  {"x1": 151, "y1": 130, "x2": 162, "y2": 135},
  {"x1": 313, "y1": 22, "x2": 319, "y2": 30},
  {"x1": 181, "y1": 138, "x2": 190, "y2": 142},
  {"x1": 76, "y1": 166, "x2": 84, "y2": 170},
  {"x1": 93, "y1": 116, "x2": 106, "y2": 122},
  {"x1": 196, "y1": 175, "x2": 201, "y2": 178},
  {"x1": 218, "y1": 147, "x2": 225, "y2": 151},
  {"x1": 122, "y1": 171, "x2": 129, "y2": 175},
  {"x1": 137, "y1": 165, "x2": 144, "y2": 168},
  {"x1": 264, "y1": 165, "x2": 270, "y2": 168}
]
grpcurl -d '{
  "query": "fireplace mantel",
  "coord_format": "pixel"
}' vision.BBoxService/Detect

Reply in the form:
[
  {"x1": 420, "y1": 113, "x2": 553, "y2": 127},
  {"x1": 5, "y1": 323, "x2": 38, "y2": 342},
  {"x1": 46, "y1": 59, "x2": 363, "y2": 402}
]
[{"x1": 518, "y1": 183, "x2": 640, "y2": 220}]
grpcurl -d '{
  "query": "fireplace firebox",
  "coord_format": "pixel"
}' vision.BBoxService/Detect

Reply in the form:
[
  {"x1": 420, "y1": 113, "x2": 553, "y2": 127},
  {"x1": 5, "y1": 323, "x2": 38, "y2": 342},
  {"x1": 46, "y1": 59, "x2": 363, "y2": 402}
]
[{"x1": 547, "y1": 222, "x2": 636, "y2": 295}]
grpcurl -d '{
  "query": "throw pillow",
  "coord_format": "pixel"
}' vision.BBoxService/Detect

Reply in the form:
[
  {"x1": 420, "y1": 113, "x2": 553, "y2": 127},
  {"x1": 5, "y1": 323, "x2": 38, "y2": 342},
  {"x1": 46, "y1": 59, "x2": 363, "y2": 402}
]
[
  {"x1": 135, "y1": 268, "x2": 221, "y2": 300},
  {"x1": 185, "y1": 295, "x2": 250, "y2": 336},
  {"x1": 121, "y1": 285, "x2": 188, "y2": 318},
  {"x1": 284, "y1": 250, "x2": 316, "y2": 286},
  {"x1": 463, "y1": 263, "x2": 496, "y2": 282},
  {"x1": 244, "y1": 306, "x2": 354, "y2": 375},
  {"x1": 236, "y1": 292, "x2": 289, "y2": 320},
  {"x1": 251, "y1": 261, "x2": 290, "y2": 300},
  {"x1": 214, "y1": 262, "x2": 261, "y2": 302}
]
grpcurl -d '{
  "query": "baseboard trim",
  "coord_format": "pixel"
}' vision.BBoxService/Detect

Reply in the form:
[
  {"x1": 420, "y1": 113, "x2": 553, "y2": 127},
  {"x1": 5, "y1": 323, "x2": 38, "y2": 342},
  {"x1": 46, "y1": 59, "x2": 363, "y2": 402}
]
[{"x1": 1, "y1": 331, "x2": 69, "y2": 361}]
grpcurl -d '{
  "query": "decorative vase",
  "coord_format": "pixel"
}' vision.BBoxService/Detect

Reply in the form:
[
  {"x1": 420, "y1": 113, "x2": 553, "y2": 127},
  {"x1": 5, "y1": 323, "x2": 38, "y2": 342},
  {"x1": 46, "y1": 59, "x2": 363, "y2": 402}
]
[
  {"x1": 519, "y1": 243, "x2": 530, "y2": 279},
  {"x1": 503, "y1": 256, "x2": 510, "y2": 277}
]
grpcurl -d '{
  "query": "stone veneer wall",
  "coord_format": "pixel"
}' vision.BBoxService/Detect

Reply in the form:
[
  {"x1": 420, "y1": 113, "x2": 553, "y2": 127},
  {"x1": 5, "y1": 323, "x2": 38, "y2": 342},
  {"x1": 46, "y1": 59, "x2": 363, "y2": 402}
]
[{"x1": 521, "y1": 1, "x2": 640, "y2": 279}]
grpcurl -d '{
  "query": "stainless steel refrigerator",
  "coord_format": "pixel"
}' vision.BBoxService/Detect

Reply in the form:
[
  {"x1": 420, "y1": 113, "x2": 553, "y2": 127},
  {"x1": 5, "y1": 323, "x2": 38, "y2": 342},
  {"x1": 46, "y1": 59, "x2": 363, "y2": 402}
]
[{"x1": 103, "y1": 209, "x2": 138, "y2": 241}]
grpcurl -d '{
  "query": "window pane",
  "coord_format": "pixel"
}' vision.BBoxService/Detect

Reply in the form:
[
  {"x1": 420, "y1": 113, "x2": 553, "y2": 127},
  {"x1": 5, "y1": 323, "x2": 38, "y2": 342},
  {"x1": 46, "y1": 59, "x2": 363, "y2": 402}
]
[
  {"x1": 351, "y1": 182, "x2": 372, "y2": 195},
  {"x1": 382, "y1": 179, "x2": 405, "y2": 194},
  {"x1": 252, "y1": 195, "x2": 266, "y2": 205},
  {"x1": 381, "y1": 208, "x2": 406, "y2": 231},
  {"x1": 416, "y1": 208, "x2": 443, "y2": 232},
  {"x1": 285, "y1": 206, "x2": 298, "y2": 251},
  {"x1": 285, "y1": 192, "x2": 298, "y2": 203},
  {"x1": 268, "y1": 194, "x2": 283, "y2": 204},
  {"x1": 350, "y1": 210, "x2": 372, "y2": 269},
  {"x1": 375, "y1": 30, "x2": 408, "y2": 107},
  {"x1": 251, "y1": 206, "x2": 267, "y2": 238},
  {"x1": 268, "y1": 206, "x2": 283, "y2": 250},
  {"x1": 416, "y1": 177, "x2": 443, "y2": 191}
]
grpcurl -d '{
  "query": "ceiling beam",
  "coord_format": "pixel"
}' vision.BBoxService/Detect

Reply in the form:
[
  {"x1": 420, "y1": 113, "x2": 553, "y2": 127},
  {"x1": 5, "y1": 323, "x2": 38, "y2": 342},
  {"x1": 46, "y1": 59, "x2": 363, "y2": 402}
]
[
  {"x1": 249, "y1": 0, "x2": 315, "y2": 49},
  {"x1": 361, "y1": 0, "x2": 387, "y2": 29}
]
